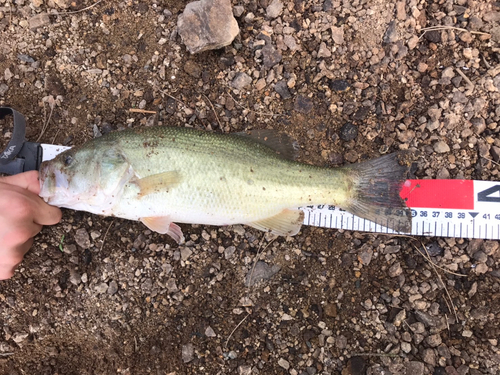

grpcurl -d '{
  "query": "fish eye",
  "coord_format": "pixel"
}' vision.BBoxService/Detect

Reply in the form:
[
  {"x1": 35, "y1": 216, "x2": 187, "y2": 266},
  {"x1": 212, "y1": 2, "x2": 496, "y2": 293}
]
[{"x1": 64, "y1": 155, "x2": 74, "y2": 166}]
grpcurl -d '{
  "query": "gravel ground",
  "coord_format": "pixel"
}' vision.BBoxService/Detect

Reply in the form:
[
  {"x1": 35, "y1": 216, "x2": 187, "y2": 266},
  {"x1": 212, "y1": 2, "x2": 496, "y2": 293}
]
[{"x1": 1, "y1": 0, "x2": 500, "y2": 374}]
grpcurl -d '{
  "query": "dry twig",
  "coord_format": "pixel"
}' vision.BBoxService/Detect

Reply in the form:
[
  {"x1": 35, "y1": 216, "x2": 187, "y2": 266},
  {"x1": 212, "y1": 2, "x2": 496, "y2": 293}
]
[
  {"x1": 56, "y1": 0, "x2": 104, "y2": 15},
  {"x1": 226, "y1": 91, "x2": 275, "y2": 117},
  {"x1": 202, "y1": 94, "x2": 222, "y2": 129},
  {"x1": 224, "y1": 312, "x2": 250, "y2": 349},
  {"x1": 419, "y1": 26, "x2": 491, "y2": 39},
  {"x1": 36, "y1": 100, "x2": 55, "y2": 142},
  {"x1": 129, "y1": 108, "x2": 157, "y2": 114},
  {"x1": 100, "y1": 220, "x2": 114, "y2": 252}
]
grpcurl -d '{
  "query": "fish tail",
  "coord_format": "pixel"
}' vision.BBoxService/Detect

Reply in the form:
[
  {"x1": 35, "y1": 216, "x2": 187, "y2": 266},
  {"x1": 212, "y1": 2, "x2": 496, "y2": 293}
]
[{"x1": 343, "y1": 152, "x2": 412, "y2": 232}]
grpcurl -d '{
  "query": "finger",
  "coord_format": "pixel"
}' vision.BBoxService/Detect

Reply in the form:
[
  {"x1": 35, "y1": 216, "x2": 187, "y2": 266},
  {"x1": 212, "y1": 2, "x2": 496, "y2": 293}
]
[
  {"x1": 3, "y1": 223, "x2": 42, "y2": 247},
  {"x1": 0, "y1": 171, "x2": 41, "y2": 195},
  {"x1": 0, "y1": 238, "x2": 34, "y2": 280},
  {"x1": 32, "y1": 200, "x2": 63, "y2": 226}
]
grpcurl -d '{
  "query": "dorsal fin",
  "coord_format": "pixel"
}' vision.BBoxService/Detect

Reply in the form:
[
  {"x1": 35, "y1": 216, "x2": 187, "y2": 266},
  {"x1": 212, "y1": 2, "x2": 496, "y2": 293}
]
[{"x1": 235, "y1": 129, "x2": 299, "y2": 160}]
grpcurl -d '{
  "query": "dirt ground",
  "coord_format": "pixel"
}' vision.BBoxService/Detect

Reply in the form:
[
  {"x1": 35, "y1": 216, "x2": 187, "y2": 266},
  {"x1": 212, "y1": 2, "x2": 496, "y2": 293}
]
[{"x1": 0, "y1": 0, "x2": 499, "y2": 374}]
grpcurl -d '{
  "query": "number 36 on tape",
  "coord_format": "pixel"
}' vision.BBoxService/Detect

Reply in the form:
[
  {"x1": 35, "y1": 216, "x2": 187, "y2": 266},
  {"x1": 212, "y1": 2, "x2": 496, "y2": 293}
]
[{"x1": 302, "y1": 180, "x2": 500, "y2": 240}]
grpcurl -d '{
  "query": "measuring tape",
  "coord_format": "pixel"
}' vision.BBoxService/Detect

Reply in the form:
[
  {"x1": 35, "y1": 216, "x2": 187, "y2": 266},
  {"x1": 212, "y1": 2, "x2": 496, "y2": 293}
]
[{"x1": 303, "y1": 179, "x2": 500, "y2": 240}]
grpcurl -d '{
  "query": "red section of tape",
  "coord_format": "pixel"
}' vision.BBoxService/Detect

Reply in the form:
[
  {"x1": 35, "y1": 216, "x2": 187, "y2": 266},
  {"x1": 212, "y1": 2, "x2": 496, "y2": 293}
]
[{"x1": 400, "y1": 179, "x2": 474, "y2": 209}]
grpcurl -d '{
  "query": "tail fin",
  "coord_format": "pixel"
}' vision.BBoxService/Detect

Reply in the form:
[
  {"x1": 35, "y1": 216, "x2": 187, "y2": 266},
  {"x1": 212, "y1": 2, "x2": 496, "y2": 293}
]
[{"x1": 343, "y1": 152, "x2": 412, "y2": 233}]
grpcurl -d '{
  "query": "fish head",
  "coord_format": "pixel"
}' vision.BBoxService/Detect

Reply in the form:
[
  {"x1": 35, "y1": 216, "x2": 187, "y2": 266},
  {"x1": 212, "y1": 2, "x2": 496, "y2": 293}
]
[{"x1": 39, "y1": 145, "x2": 133, "y2": 210}]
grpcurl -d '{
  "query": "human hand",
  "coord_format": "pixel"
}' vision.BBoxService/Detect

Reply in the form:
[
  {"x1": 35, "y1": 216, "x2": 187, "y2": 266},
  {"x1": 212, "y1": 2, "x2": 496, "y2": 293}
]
[{"x1": 0, "y1": 171, "x2": 62, "y2": 280}]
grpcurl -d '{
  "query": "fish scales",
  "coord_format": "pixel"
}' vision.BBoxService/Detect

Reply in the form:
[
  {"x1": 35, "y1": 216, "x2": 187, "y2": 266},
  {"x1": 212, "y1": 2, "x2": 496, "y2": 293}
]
[{"x1": 106, "y1": 127, "x2": 350, "y2": 223}]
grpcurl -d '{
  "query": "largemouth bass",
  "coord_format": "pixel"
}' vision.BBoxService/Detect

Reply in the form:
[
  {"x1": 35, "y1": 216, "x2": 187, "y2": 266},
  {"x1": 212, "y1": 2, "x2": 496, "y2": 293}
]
[{"x1": 39, "y1": 126, "x2": 411, "y2": 243}]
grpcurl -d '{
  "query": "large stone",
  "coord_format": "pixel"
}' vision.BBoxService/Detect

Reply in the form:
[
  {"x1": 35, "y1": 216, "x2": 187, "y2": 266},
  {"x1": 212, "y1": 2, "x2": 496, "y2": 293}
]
[
  {"x1": 177, "y1": 0, "x2": 240, "y2": 54},
  {"x1": 29, "y1": 13, "x2": 50, "y2": 30}
]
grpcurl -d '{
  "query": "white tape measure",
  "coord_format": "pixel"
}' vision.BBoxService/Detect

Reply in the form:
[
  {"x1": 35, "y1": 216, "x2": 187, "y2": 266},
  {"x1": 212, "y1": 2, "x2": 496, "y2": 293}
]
[{"x1": 303, "y1": 179, "x2": 500, "y2": 240}]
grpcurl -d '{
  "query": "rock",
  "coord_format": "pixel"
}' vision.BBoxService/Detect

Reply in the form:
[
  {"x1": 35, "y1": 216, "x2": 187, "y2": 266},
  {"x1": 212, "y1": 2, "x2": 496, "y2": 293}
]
[
  {"x1": 261, "y1": 44, "x2": 282, "y2": 68},
  {"x1": 424, "y1": 30, "x2": 441, "y2": 43},
  {"x1": 483, "y1": 240, "x2": 499, "y2": 255},
  {"x1": 238, "y1": 365, "x2": 252, "y2": 375},
  {"x1": 440, "y1": 67, "x2": 455, "y2": 85},
  {"x1": 245, "y1": 261, "x2": 280, "y2": 286},
  {"x1": 414, "y1": 310, "x2": 438, "y2": 327},
  {"x1": 4, "y1": 68, "x2": 13, "y2": 81},
  {"x1": 470, "y1": 307, "x2": 489, "y2": 320},
  {"x1": 224, "y1": 246, "x2": 236, "y2": 259},
  {"x1": 177, "y1": 0, "x2": 239, "y2": 54},
  {"x1": 45, "y1": 74, "x2": 66, "y2": 96},
  {"x1": 283, "y1": 35, "x2": 300, "y2": 51},
  {"x1": 254, "y1": 78, "x2": 266, "y2": 90},
  {"x1": 331, "y1": 26, "x2": 344, "y2": 44},
  {"x1": 205, "y1": 326, "x2": 216, "y2": 337},
  {"x1": 183, "y1": 60, "x2": 202, "y2": 78},
  {"x1": 233, "y1": 5, "x2": 244, "y2": 17},
  {"x1": 29, "y1": 13, "x2": 50, "y2": 30},
  {"x1": 329, "y1": 79, "x2": 350, "y2": 92},
  {"x1": 317, "y1": 42, "x2": 331, "y2": 58},
  {"x1": 396, "y1": 1, "x2": 406, "y2": 20},
  {"x1": 344, "y1": 357, "x2": 367, "y2": 374},
  {"x1": 426, "y1": 333, "x2": 442, "y2": 347},
  {"x1": 180, "y1": 247, "x2": 193, "y2": 261},
  {"x1": 278, "y1": 358, "x2": 290, "y2": 370},
  {"x1": 357, "y1": 246, "x2": 372, "y2": 265},
  {"x1": 274, "y1": 80, "x2": 291, "y2": 99},
  {"x1": 294, "y1": 95, "x2": 314, "y2": 114},
  {"x1": 107, "y1": 280, "x2": 118, "y2": 295},
  {"x1": 69, "y1": 270, "x2": 81, "y2": 286},
  {"x1": 53, "y1": 0, "x2": 71, "y2": 8},
  {"x1": 166, "y1": 278, "x2": 178, "y2": 293},
  {"x1": 490, "y1": 145, "x2": 500, "y2": 162},
  {"x1": 323, "y1": 0, "x2": 334, "y2": 11},
  {"x1": 324, "y1": 303, "x2": 337, "y2": 317},
  {"x1": 401, "y1": 342, "x2": 412, "y2": 353},
  {"x1": 12, "y1": 332, "x2": 29, "y2": 344},
  {"x1": 426, "y1": 242, "x2": 443, "y2": 257},
  {"x1": 339, "y1": 122, "x2": 358, "y2": 141},
  {"x1": 433, "y1": 141, "x2": 450, "y2": 153},
  {"x1": 483, "y1": 12, "x2": 500, "y2": 22},
  {"x1": 406, "y1": 361, "x2": 425, "y2": 375},
  {"x1": 422, "y1": 348, "x2": 436, "y2": 366},
  {"x1": 407, "y1": 35, "x2": 419, "y2": 49},
  {"x1": 353, "y1": 107, "x2": 370, "y2": 121},
  {"x1": 182, "y1": 343, "x2": 194, "y2": 363},
  {"x1": 231, "y1": 72, "x2": 252, "y2": 90},
  {"x1": 388, "y1": 262, "x2": 402, "y2": 277},
  {"x1": 95, "y1": 282, "x2": 108, "y2": 294},
  {"x1": 393, "y1": 308, "x2": 406, "y2": 326},
  {"x1": 383, "y1": 21, "x2": 397, "y2": 44},
  {"x1": 475, "y1": 263, "x2": 488, "y2": 274},
  {"x1": 472, "y1": 250, "x2": 488, "y2": 263},
  {"x1": 74, "y1": 228, "x2": 91, "y2": 249},
  {"x1": 0, "y1": 83, "x2": 8, "y2": 96},
  {"x1": 266, "y1": 0, "x2": 283, "y2": 18}
]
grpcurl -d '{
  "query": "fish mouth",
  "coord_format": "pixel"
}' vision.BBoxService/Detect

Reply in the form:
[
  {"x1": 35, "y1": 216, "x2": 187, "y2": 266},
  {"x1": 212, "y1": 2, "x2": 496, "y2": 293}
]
[{"x1": 39, "y1": 163, "x2": 69, "y2": 203}]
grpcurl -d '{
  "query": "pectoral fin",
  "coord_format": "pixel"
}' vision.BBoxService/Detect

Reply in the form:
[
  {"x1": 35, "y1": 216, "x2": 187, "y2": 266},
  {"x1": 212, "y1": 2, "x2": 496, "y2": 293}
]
[
  {"x1": 247, "y1": 209, "x2": 304, "y2": 237},
  {"x1": 136, "y1": 171, "x2": 182, "y2": 197},
  {"x1": 140, "y1": 216, "x2": 185, "y2": 244}
]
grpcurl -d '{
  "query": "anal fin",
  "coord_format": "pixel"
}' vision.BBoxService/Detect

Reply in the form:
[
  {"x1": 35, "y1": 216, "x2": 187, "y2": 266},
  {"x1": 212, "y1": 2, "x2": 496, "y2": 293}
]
[
  {"x1": 140, "y1": 216, "x2": 185, "y2": 244},
  {"x1": 247, "y1": 209, "x2": 304, "y2": 237}
]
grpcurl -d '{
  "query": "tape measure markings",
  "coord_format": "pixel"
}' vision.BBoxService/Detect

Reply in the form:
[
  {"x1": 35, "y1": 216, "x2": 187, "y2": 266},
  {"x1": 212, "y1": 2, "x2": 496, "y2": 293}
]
[{"x1": 302, "y1": 179, "x2": 500, "y2": 240}]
